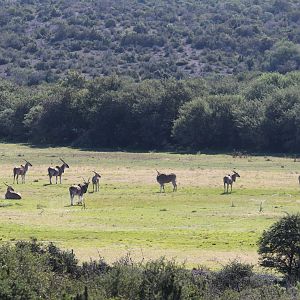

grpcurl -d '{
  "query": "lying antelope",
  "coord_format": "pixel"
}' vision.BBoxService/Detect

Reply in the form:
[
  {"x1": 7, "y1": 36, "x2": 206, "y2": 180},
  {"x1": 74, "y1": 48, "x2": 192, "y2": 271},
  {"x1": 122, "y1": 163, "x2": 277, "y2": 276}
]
[
  {"x1": 92, "y1": 171, "x2": 101, "y2": 192},
  {"x1": 13, "y1": 160, "x2": 32, "y2": 184},
  {"x1": 69, "y1": 178, "x2": 90, "y2": 206},
  {"x1": 223, "y1": 171, "x2": 240, "y2": 193},
  {"x1": 48, "y1": 158, "x2": 69, "y2": 184},
  {"x1": 156, "y1": 170, "x2": 177, "y2": 192},
  {"x1": 4, "y1": 183, "x2": 21, "y2": 199}
]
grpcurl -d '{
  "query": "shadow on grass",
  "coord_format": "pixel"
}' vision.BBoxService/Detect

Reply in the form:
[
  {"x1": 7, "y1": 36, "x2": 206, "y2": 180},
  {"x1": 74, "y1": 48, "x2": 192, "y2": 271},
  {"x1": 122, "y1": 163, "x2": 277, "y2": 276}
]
[
  {"x1": 64, "y1": 204, "x2": 85, "y2": 208},
  {"x1": 7, "y1": 141, "x2": 300, "y2": 159}
]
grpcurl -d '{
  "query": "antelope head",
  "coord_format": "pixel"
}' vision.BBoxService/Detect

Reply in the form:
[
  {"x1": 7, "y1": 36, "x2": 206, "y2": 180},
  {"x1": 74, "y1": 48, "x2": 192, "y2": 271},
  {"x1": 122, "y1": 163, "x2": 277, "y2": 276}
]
[
  {"x1": 93, "y1": 171, "x2": 101, "y2": 178},
  {"x1": 4, "y1": 182, "x2": 14, "y2": 192},
  {"x1": 60, "y1": 158, "x2": 69, "y2": 168},
  {"x1": 24, "y1": 159, "x2": 33, "y2": 167},
  {"x1": 232, "y1": 170, "x2": 240, "y2": 182},
  {"x1": 232, "y1": 170, "x2": 240, "y2": 177},
  {"x1": 82, "y1": 177, "x2": 90, "y2": 185}
]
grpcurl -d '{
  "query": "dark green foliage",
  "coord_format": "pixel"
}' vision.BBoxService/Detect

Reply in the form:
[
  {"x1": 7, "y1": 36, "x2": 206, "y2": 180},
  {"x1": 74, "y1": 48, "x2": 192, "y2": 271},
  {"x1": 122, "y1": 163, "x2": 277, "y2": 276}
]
[
  {"x1": 105, "y1": 19, "x2": 116, "y2": 28},
  {"x1": 47, "y1": 242, "x2": 79, "y2": 276},
  {"x1": 232, "y1": 100, "x2": 266, "y2": 149},
  {"x1": 121, "y1": 33, "x2": 165, "y2": 48},
  {"x1": 172, "y1": 95, "x2": 242, "y2": 149},
  {"x1": 172, "y1": 97, "x2": 213, "y2": 148},
  {"x1": 1, "y1": 71, "x2": 300, "y2": 151},
  {"x1": 0, "y1": 0, "x2": 299, "y2": 83},
  {"x1": 263, "y1": 87, "x2": 300, "y2": 151},
  {"x1": 258, "y1": 214, "x2": 300, "y2": 283},
  {"x1": 214, "y1": 260, "x2": 254, "y2": 292}
]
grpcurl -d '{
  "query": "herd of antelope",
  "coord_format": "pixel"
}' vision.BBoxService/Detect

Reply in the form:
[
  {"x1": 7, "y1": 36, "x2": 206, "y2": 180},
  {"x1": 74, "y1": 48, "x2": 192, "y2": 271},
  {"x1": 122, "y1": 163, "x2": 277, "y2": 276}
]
[
  {"x1": 5, "y1": 158, "x2": 103, "y2": 207},
  {"x1": 4, "y1": 158, "x2": 242, "y2": 206}
]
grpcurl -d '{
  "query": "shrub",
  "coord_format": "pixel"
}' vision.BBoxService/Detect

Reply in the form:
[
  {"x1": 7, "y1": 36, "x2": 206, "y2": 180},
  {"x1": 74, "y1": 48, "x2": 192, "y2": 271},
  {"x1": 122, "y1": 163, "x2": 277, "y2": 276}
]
[
  {"x1": 258, "y1": 214, "x2": 300, "y2": 283},
  {"x1": 214, "y1": 260, "x2": 254, "y2": 292},
  {"x1": 105, "y1": 19, "x2": 116, "y2": 28},
  {"x1": 264, "y1": 41, "x2": 300, "y2": 73}
]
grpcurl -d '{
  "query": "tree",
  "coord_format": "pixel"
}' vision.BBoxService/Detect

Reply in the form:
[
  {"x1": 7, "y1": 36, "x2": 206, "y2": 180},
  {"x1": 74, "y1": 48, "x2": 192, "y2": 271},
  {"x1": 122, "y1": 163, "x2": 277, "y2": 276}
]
[
  {"x1": 263, "y1": 87, "x2": 300, "y2": 151},
  {"x1": 258, "y1": 214, "x2": 300, "y2": 283},
  {"x1": 172, "y1": 97, "x2": 212, "y2": 149},
  {"x1": 233, "y1": 99, "x2": 266, "y2": 149},
  {"x1": 172, "y1": 95, "x2": 240, "y2": 149}
]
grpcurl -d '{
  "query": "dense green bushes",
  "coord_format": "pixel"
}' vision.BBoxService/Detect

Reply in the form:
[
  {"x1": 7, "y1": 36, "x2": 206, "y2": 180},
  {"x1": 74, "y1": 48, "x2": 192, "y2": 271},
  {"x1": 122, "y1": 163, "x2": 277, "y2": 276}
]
[
  {"x1": 1, "y1": 71, "x2": 300, "y2": 152},
  {"x1": 172, "y1": 95, "x2": 242, "y2": 149},
  {"x1": 0, "y1": 239, "x2": 297, "y2": 299},
  {"x1": 0, "y1": 240, "x2": 80, "y2": 299}
]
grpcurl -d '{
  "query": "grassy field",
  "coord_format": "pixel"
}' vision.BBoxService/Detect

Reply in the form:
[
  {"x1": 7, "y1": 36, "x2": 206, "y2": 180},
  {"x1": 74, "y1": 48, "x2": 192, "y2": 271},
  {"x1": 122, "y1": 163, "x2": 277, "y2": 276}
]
[{"x1": 0, "y1": 143, "x2": 299, "y2": 268}]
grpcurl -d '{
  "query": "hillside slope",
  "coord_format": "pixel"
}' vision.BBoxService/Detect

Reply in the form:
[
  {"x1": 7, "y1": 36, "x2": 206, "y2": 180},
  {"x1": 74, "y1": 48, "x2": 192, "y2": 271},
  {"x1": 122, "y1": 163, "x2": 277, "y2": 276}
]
[{"x1": 0, "y1": 0, "x2": 299, "y2": 84}]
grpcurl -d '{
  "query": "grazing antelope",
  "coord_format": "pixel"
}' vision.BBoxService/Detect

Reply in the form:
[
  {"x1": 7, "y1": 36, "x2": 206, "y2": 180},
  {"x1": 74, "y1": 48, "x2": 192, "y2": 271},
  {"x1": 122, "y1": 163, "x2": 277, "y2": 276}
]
[
  {"x1": 156, "y1": 170, "x2": 177, "y2": 192},
  {"x1": 4, "y1": 183, "x2": 21, "y2": 200},
  {"x1": 13, "y1": 160, "x2": 32, "y2": 184},
  {"x1": 69, "y1": 178, "x2": 90, "y2": 206},
  {"x1": 92, "y1": 171, "x2": 101, "y2": 192},
  {"x1": 48, "y1": 158, "x2": 69, "y2": 184},
  {"x1": 223, "y1": 171, "x2": 240, "y2": 193}
]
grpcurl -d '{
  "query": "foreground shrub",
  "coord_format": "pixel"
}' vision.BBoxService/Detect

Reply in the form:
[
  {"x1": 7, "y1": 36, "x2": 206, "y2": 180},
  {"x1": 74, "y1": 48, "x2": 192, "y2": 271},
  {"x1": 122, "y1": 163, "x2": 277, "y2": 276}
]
[
  {"x1": 138, "y1": 258, "x2": 206, "y2": 300},
  {"x1": 101, "y1": 257, "x2": 208, "y2": 300},
  {"x1": 0, "y1": 241, "x2": 76, "y2": 299},
  {"x1": 258, "y1": 214, "x2": 300, "y2": 283},
  {"x1": 0, "y1": 239, "x2": 299, "y2": 299},
  {"x1": 214, "y1": 260, "x2": 254, "y2": 292}
]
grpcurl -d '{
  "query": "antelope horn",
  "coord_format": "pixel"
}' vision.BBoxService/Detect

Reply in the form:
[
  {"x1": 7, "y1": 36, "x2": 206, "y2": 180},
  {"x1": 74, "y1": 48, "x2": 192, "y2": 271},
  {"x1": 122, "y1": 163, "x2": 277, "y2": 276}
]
[
  {"x1": 24, "y1": 159, "x2": 28, "y2": 163},
  {"x1": 93, "y1": 171, "x2": 97, "y2": 174},
  {"x1": 3, "y1": 182, "x2": 8, "y2": 187},
  {"x1": 156, "y1": 169, "x2": 160, "y2": 175},
  {"x1": 60, "y1": 158, "x2": 66, "y2": 164}
]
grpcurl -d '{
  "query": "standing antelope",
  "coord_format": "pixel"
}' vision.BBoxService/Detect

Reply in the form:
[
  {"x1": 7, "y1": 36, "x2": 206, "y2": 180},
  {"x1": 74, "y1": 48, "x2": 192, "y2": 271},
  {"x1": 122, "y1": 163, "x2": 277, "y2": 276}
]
[
  {"x1": 13, "y1": 160, "x2": 32, "y2": 184},
  {"x1": 48, "y1": 158, "x2": 69, "y2": 184},
  {"x1": 156, "y1": 170, "x2": 177, "y2": 192},
  {"x1": 69, "y1": 178, "x2": 90, "y2": 206},
  {"x1": 223, "y1": 171, "x2": 240, "y2": 193},
  {"x1": 4, "y1": 183, "x2": 21, "y2": 199},
  {"x1": 92, "y1": 171, "x2": 101, "y2": 192}
]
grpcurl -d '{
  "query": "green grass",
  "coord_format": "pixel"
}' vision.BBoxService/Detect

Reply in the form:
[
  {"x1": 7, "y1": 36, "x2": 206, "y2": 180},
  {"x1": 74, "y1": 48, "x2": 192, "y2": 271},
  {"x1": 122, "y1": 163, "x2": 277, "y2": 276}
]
[{"x1": 0, "y1": 143, "x2": 299, "y2": 268}]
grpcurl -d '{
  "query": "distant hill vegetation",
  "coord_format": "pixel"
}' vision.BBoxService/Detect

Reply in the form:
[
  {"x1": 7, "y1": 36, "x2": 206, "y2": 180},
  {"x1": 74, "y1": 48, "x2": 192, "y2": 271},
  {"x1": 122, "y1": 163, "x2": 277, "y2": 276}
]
[{"x1": 0, "y1": 0, "x2": 299, "y2": 84}]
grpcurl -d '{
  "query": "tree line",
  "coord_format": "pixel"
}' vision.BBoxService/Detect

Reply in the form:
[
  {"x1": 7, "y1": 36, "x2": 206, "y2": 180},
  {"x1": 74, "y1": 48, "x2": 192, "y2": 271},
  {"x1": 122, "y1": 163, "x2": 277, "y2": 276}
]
[{"x1": 0, "y1": 71, "x2": 300, "y2": 152}]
